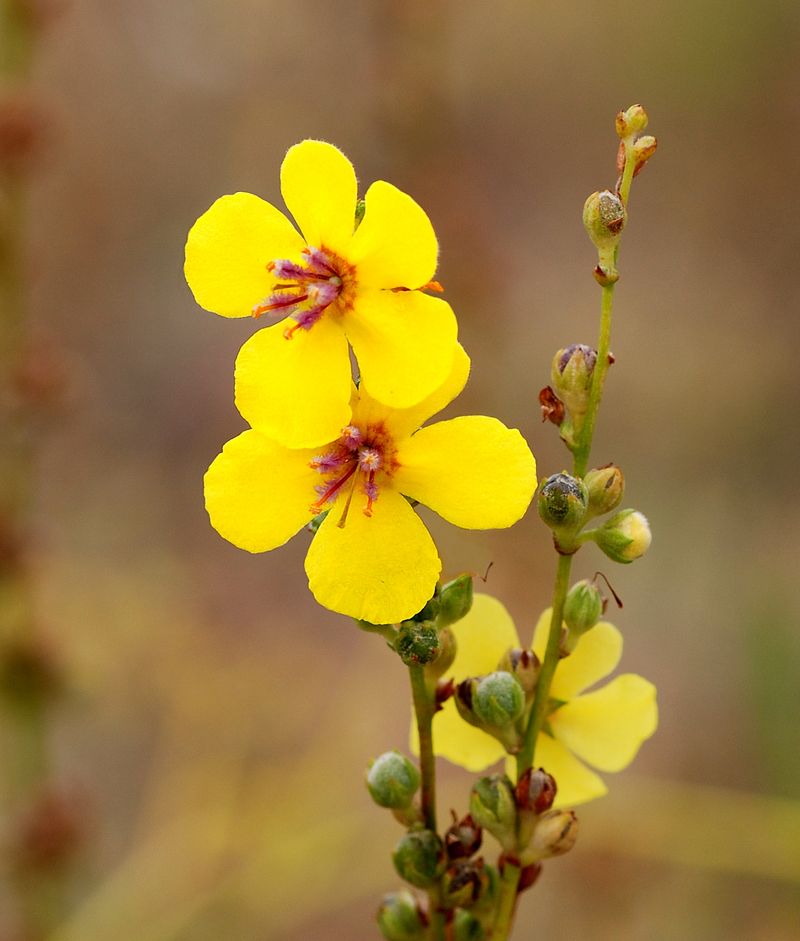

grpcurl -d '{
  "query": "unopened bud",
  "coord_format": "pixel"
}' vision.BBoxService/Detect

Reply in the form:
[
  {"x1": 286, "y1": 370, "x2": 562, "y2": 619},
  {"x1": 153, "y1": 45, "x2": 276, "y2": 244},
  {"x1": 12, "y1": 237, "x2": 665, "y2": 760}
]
[
  {"x1": 551, "y1": 344, "x2": 597, "y2": 421},
  {"x1": 583, "y1": 190, "x2": 626, "y2": 249},
  {"x1": 445, "y1": 812, "x2": 483, "y2": 860},
  {"x1": 593, "y1": 509, "x2": 652, "y2": 563},
  {"x1": 366, "y1": 751, "x2": 420, "y2": 809},
  {"x1": 616, "y1": 103, "x2": 648, "y2": 139},
  {"x1": 496, "y1": 648, "x2": 540, "y2": 697},
  {"x1": 377, "y1": 890, "x2": 426, "y2": 941},
  {"x1": 515, "y1": 767, "x2": 557, "y2": 814},
  {"x1": 584, "y1": 464, "x2": 625, "y2": 517},
  {"x1": 442, "y1": 859, "x2": 489, "y2": 908},
  {"x1": 393, "y1": 830, "x2": 446, "y2": 889},
  {"x1": 396, "y1": 622, "x2": 439, "y2": 665},
  {"x1": 563, "y1": 580, "x2": 603, "y2": 641},
  {"x1": 453, "y1": 909, "x2": 485, "y2": 941},
  {"x1": 633, "y1": 135, "x2": 657, "y2": 176},
  {"x1": 472, "y1": 672, "x2": 525, "y2": 729},
  {"x1": 469, "y1": 775, "x2": 517, "y2": 850},
  {"x1": 438, "y1": 574, "x2": 473, "y2": 627},
  {"x1": 425, "y1": 626, "x2": 456, "y2": 681},
  {"x1": 527, "y1": 810, "x2": 579, "y2": 861},
  {"x1": 537, "y1": 473, "x2": 588, "y2": 532}
]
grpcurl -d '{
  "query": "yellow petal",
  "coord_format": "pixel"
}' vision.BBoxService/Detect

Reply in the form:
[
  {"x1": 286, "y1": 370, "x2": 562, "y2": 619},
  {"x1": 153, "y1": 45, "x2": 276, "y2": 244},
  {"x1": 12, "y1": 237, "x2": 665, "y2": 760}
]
[
  {"x1": 304, "y1": 487, "x2": 441, "y2": 623},
  {"x1": 550, "y1": 674, "x2": 658, "y2": 773},
  {"x1": 549, "y1": 621, "x2": 623, "y2": 701},
  {"x1": 280, "y1": 140, "x2": 357, "y2": 256},
  {"x1": 531, "y1": 607, "x2": 559, "y2": 660},
  {"x1": 185, "y1": 192, "x2": 303, "y2": 318},
  {"x1": 450, "y1": 593, "x2": 520, "y2": 679},
  {"x1": 204, "y1": 430, "x2": 317, "y2": 552},
  {"x1": 394, "y1": 417, "x2": 536, "y2": 529},
  {"x1": 346, "y1": 290, "x2": 458, "y2": 409},
  {"x1": 427, "y1": 699, "x2": 506, "y2": 772},
  {"x1": 533, "y1": 734, "x2": 608, "y2": 808},
  {"x1": 235, "y1": 317, "x2": 353, "y2": 449},
  {"x1": 349, "y1": 180, "x2": 438, "y2": 288},
  {"x1": 351, "y1": 343, "x2": 470, "y2": 445}
]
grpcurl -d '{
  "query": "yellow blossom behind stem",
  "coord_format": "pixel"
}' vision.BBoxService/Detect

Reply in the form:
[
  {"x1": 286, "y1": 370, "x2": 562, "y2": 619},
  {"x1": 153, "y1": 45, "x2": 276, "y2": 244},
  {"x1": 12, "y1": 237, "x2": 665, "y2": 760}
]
[{"x1": 422, "y1": 594, "x2": 658, "y2": 807}]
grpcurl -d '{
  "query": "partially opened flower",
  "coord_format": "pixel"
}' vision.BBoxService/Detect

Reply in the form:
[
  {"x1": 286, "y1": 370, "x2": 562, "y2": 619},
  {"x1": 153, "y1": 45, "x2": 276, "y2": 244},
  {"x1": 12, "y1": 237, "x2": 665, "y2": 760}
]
[
  {"x1": 204, "y1": 349, "x2": 536, "y2": 624},
  {"x1": 185, "y1": 139, "x2": 458, "y2": 448},
  {"x1": 428, "y1": 594, "x2": 657, "y2": 806}
]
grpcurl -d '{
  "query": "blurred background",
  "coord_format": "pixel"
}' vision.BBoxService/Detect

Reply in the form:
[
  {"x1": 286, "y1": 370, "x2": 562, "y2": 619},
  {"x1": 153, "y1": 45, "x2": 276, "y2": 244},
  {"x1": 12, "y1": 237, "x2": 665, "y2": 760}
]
[{"x1": 1, "y1": 0, "x2": 799, "y2": 938}]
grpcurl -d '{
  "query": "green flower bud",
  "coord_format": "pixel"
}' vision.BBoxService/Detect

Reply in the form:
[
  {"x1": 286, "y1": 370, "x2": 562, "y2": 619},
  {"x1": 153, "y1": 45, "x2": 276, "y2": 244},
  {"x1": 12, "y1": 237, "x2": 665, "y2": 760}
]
[
  {"x1": 551, "y1": 344, "x2": 597, "y2": 421},
  {"x1": 496, "y1": 648, "x2": 540, "y2": 698},
  {"x1": 563, "y1": 580, "x2": 603, "y2": 638},
  {"x1": 472, "y1": 672, "x2": 525, "y2": 729},
  {"x1": 392, "y1": 829, "x2": 446, "y2": 889},
  {"x1": 377, "y1": 890, "x2": 426, "y2": 941},
  {"x1": 453, "y1": 909, "x2": 485, "y2": 941},
  {"x1": 441, "y1": 859, "x2": 489, "y2": 908},
  {"x1": 584, "y1": 464, "x2": 625, "y2": 517},
  {"x1": 425, "y1": 626, "x2": 456, "y2": 682},
  {"x1": 469, "y1": 775, "x2": 517, "y2": 850},
  {"x1": 583, "y1": 190, "x2": 626, "y2": 250},
  {"x1": 526, "y1": 810, "x2": 579, "y2": 861},
  {"x1": 593, "y1": 509, "x2": 652, "y2": 563},
  {"x1": 444, "y1": 812, "x2": 483, "y2": 860},
  {"x1": 616, "y1": 103, "x2": 648, "y2": 138},
  {"x1": 366, "y1": 751, "x2": 420, "y2": 809},
  {"x1": 438, "y1": 574, "x2": 474, "y2": 627},
  {"x1": 396, "y1": 622, "x2": 440, "y2": 665},
  {"x1": 537, "y1": 473, "x2": 588, "y2": 532}
]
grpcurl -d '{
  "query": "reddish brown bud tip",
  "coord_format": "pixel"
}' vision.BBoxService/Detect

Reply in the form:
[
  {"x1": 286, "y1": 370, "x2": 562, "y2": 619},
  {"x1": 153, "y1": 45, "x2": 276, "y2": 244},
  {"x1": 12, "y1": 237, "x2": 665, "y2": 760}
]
[
  {"x1": 444, "y1": 812, "x2": 483, "y2": 859},
  {"x1": 518, "y1": 861, "x2": 543, "y2": 892},
  {"x1": 515, "y1": 767, "x2": 557, "y2": 814},
  {"x1": 538, "y1": 386, "x2": 565, "y2": 425}
]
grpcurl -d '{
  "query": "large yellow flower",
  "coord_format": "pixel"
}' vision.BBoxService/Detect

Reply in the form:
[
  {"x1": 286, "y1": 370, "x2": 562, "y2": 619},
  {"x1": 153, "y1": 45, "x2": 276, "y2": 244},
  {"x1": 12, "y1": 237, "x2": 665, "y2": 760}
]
[
  {"x1": 429, "y1": 594, "x2": 658, "y2": 807},
  {"x1": 185, "y1": 140, "x2": 458, "y2": 448},
  {"x1": 204, "y1": 349, "x2": 536, "y2": 624}
]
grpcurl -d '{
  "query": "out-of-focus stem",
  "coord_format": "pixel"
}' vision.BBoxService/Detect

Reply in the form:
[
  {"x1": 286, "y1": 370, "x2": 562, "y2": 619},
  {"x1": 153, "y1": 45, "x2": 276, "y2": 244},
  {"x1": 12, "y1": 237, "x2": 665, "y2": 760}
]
[{"x1": 408, "y1": 664, "x2": 446, "y2": 941}]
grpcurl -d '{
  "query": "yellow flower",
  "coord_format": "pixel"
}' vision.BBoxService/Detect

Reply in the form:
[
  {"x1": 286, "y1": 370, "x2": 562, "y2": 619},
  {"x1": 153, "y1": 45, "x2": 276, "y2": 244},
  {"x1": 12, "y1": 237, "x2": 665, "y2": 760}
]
[
  {"x1": 428, "y1": 594, "x2": 658, "y2": 807},
  {"x1": 203, "y1": 349, "x2": 536, "y2": 624},
  {"x1": 185, "y1": 140, "x2": 458, "y2": 448}
]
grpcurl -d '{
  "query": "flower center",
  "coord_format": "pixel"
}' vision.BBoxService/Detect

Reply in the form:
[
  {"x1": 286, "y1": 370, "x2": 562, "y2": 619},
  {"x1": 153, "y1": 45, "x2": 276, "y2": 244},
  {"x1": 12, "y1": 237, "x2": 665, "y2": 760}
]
[
  {"x1": 309, "y1": 423, "x2": 398, "y2": 527},
  {"x1": 252, "y1": 247, "x2": 355, "y2": 339}
]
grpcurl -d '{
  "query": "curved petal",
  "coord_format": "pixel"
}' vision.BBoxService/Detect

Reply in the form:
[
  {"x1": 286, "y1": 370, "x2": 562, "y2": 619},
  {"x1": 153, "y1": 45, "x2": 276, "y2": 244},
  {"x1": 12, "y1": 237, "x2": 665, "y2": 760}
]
[
  {"x1": 280, "y1": 140, "x2": 357, "y2": 256},
  {"x1": 549, "y1": 622, "x2": 623, "y2": 701},
  {"x1": 533, "y1": 734, "x2": 608, "y2": 808},
  {"x1": 235, "y1": 317, "x2": 353, "y2": 449},
  {"x1": 349, "y1": 180, "x2": 438, "y2": 288},
  {"x1": 550, "y1": 674, "x2": 658, "y2": 773},
  {"x1": 450, "y1": 593, "x2": 520, "y2": 679},
  {"x1": 394, "y1": 417, "x2": 536, "y2": 529},
  {"x1": 305, "y1": 487, "x2": 441, "y2": 624},
  {"x1": 204, "y1": 430, "x2": 317, "y2": 552},
  {"x1": 351, "y1": 344, "x2": 469, "y2": 444},
  {"x1": 426, "y1": 699, "x2": 506, "y2": 772},
  {"x1": 185, "y1": 193, "x2": 303, "y2": 318},
  {"x1": 346, "y1": 290, "x2": 458, "y2": 409}
]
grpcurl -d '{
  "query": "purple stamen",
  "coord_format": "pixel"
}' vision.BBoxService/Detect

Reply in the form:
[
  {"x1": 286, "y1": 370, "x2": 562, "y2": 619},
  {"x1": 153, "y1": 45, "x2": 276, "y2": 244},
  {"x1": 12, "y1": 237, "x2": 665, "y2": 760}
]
[{"x1": 341, "y1": 426, "x2": 362, "y2": 450}]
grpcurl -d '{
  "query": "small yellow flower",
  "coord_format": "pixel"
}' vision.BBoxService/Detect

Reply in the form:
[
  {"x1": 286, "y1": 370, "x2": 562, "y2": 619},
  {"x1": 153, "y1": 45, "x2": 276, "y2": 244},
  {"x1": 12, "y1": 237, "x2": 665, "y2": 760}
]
[
  {"x1": 428, "y1": 594, "x2": 658, "y2": 807},
  {"x1": 185, "y1": 140, "x2": 458, "y2": 448},
  {"x1": 204, "y1": 349, "x2": 537, "y2": 624}
]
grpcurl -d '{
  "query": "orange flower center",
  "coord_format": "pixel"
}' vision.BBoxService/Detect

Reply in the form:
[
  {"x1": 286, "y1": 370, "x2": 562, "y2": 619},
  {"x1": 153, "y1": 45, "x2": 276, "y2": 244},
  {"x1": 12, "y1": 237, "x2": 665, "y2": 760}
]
[
  {"x1": 309, "y1": 422, "x2": 399, "y2": 527},
  {"x1": 252, "y1": 246, "x2": 356, "y2": 338}
]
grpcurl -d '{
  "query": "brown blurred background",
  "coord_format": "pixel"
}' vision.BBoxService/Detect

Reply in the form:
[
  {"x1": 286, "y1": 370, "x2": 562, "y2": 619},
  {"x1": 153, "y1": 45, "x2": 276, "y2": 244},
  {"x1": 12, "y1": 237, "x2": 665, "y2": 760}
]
[{"x1": 5, "y1": 0, "x2": 800, "y2": 937}]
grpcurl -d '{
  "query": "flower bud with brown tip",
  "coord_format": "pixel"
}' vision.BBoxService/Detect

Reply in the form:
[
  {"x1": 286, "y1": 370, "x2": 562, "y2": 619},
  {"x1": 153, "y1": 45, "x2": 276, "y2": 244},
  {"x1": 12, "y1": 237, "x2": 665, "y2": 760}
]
[
  {"x1": 584, "y1": 464, "x2": 625, "y2": 518},
  {"x1": 515, "y1": 767, "x2": 557, "y2": 815},
  {"x1": 525, "y1": 809, "x2": 579, "y2": 861},
  {"x1": 377, "y1": 890, "x2": 427, "y2": 941},
  {"x1": 444, "y1": 812, "x2": 482, "y2": 860}
]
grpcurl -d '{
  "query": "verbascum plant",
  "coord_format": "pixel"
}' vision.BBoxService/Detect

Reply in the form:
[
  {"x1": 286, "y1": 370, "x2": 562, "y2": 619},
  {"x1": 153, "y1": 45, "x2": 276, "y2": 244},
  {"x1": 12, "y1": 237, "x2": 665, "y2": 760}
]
[{"x1": 186, "y1": 105, "x2": 659, "y2": 940}]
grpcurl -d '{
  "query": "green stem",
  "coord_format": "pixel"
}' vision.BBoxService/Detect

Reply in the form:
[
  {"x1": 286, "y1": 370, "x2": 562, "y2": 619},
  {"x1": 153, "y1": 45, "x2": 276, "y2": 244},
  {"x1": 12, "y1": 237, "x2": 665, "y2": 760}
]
[
  {"x1": 573, "y1": 283, "x2": 615, "y2": 477},
  {"x1": 492, "y1": 861, "x2": 521, "y2": 941},
  {"x1": 409, "y1": 664, "x2": 445, "y2": 941}
]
